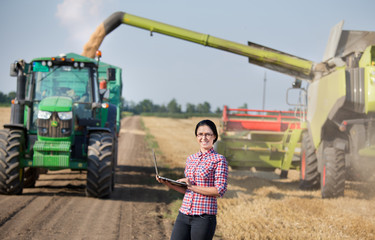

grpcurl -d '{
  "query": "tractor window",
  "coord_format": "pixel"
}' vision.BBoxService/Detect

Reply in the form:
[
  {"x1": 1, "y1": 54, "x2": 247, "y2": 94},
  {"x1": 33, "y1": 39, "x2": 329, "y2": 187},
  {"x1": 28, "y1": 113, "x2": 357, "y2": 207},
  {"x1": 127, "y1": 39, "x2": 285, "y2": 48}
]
[
  {"x1": 29, "y1": 64, "x2": 97, "y2": 130},
  {"x1": 33, "y1": 65, "x2": 93, "y2": 103}
]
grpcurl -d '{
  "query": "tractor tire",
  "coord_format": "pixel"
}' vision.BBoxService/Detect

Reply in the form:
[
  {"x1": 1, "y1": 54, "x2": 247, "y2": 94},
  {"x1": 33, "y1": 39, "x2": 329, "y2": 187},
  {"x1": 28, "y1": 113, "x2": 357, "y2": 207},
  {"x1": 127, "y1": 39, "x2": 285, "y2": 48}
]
[
  {"x1": 106, "y1": 104, "x2": 118, "y2": 191},
  {"x1": 0, "y1": 129, "x2": 24, "y2": 195},
  {"x1": 321, "y1": 147, "x2": 345, "y2": 198},
  {"x1": 112, "y1": 134, "x2": 117, "y2": 191},
  {"x1": 86, "y1": 132, "x2": 114, "y2": 198},
  {"x1": 24, "y1": 167, "x2": 40, "y2": 188},
  {"x1": 299, "y1": 132, "x2": 320, "y2": 190}
]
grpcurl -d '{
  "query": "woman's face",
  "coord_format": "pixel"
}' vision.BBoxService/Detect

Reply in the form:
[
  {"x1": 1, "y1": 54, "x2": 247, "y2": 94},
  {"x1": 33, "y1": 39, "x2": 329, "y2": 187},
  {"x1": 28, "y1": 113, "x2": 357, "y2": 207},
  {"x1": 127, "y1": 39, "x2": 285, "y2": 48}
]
[{"x1": 196, "y1": 125, "x2": 215, "y2": 152}]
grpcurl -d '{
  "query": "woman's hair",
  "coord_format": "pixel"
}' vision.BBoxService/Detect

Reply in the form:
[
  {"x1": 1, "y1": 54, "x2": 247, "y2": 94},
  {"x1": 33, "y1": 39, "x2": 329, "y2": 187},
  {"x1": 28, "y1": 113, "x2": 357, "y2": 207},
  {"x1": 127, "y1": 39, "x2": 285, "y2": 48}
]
[{"x1": 195, "y1": 119, "x2": 218, "y2": 144}]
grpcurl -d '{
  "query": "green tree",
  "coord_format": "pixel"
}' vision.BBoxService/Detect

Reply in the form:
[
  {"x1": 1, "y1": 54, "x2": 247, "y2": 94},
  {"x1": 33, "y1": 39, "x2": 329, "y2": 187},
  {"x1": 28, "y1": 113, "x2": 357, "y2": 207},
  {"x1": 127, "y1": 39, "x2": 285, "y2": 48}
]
[
  {"x1": 0, "y1": 92, "x2": 8, "y2": 103},
  {"x1": 238, "y1": 103, "x2": 248, "y2": 109},
  {"x1": 167, "y1": 98, "x2": 181, "y2": 113},
  {"x1": 186, "y1": 103, "x2": 196, "y2": 113},
  {"x1": 8, "y1": 91, "x2": 16, "y2": 101},
  {"x1": 196, "y1": 101, "x2": 211, "y2": 113},
  {"x1": 136, "y1": 99, "x2": 154, "y2": 113},
  {"x1": 215, "y1": 107, "x2": 222, "y2": 114}
]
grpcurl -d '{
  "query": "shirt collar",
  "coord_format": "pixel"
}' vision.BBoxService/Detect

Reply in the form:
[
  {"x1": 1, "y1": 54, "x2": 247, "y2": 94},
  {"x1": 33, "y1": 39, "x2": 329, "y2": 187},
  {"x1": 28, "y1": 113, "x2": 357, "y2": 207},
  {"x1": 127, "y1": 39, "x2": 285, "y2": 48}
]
[{"x1": 198, "y1": 147, "x2": 215, "y2": 157}]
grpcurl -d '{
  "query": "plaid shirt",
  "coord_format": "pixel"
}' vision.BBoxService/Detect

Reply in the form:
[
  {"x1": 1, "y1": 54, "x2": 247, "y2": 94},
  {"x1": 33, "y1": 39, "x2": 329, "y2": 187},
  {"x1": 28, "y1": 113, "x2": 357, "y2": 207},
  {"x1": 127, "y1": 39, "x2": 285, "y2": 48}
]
[{"x1": 179, "y1": 148, "x2": 228, "y2": 215}]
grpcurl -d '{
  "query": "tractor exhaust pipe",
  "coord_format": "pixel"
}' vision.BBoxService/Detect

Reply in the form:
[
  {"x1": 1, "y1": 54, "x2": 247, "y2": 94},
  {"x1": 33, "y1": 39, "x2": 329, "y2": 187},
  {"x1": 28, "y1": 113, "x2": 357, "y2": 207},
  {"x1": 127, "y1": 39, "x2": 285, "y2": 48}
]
[{"x1": 9, "y1": 60, "x2": 26, "y2": 124}]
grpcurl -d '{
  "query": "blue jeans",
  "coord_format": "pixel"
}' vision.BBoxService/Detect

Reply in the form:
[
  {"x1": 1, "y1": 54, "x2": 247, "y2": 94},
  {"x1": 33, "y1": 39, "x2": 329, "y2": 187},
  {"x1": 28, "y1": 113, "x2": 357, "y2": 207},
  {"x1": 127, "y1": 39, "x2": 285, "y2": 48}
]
[{"x1": 170, "y1": 212, "x2": 217, "y2": 240}]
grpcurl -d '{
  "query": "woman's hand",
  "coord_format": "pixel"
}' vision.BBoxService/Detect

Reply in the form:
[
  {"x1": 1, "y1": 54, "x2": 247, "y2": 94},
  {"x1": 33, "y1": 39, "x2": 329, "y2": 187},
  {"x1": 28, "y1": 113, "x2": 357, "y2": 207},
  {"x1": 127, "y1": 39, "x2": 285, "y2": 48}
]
[
  {"x1": 156, "y1": 176, "x2": 170, "y2": 186},
  {"x1": 156, "y1": 176, "x2": 187, "y2": 194},
  {"x1": 177, "y1": 177, "x2": 192, "y2": 188}
]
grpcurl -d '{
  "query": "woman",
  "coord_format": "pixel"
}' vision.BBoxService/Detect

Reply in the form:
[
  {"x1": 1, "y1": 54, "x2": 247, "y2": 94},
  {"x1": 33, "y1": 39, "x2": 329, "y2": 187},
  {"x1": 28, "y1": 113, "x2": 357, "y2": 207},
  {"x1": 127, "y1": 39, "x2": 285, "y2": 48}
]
[{"x1": 156, "y1": 119, "x2": 228, "y2": 240}]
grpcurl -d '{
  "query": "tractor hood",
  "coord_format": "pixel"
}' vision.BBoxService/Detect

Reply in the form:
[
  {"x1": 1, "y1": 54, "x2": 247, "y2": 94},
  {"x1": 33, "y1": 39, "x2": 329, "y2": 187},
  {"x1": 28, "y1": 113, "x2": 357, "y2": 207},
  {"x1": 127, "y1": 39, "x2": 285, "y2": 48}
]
[{"x1": 39, "y1": 96, "x2": 73, "y2": 112}]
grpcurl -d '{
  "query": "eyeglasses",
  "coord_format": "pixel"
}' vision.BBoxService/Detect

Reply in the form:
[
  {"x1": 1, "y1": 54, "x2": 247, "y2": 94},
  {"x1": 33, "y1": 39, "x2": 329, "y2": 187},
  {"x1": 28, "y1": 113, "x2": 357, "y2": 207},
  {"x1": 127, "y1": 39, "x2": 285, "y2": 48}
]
[{"x1": 196, "y1": 133, "x2": 214, "y2": 138}]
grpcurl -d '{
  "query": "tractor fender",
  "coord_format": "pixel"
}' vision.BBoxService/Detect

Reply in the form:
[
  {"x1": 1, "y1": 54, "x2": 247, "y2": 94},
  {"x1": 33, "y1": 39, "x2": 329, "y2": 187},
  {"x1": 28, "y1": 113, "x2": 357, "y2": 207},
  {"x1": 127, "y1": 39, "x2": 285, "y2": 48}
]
[
  {"x1": 106, "y1": 103, "x2": 117, "y2": 132},
  {"x1": 87, "y1": 126, "x2": 112, "y2": 134}
]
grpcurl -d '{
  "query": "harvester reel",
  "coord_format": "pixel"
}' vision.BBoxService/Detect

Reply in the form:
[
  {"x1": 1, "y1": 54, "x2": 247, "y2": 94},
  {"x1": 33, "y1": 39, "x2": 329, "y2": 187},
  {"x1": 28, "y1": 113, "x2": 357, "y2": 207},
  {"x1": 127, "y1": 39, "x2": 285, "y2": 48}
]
[{"x1": 0, "y1": 129, "x2": 24, "y2": 195}]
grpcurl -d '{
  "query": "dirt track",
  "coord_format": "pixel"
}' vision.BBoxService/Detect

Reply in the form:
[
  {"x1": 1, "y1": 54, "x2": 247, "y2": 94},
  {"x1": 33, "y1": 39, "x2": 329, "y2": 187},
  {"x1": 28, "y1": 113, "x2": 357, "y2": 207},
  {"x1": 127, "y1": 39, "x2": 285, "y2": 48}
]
[{"x1": 0, "y1": 116, "x2": 172, "y2": 239}]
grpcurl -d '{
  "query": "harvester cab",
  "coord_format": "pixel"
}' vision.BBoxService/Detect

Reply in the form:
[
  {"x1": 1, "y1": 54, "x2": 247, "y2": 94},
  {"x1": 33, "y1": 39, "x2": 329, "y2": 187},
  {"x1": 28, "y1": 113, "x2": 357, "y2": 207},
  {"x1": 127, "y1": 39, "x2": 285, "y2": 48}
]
[{"x1": 1, "y1": 52, "x2": 122, "y2": 198}]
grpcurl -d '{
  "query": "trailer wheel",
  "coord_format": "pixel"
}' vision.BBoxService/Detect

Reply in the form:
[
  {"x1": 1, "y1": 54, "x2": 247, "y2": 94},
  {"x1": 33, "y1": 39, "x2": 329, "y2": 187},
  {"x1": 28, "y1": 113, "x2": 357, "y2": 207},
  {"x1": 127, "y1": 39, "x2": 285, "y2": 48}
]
[
  {"x1": 321, "y1": 147, "x2": 345, "y2": 198},
  {"x1": 299, "y1": 132, "x2": 320, "y2": 190},
  {"x1": 86, "y1": 132, "x2": 114, "y2": 198},
  {"x1": 0, "y1": 129, "x2": 24, "y2": 195},
  {"x1": 24, "y1": 167, "x2": 40, "y2": 188}
]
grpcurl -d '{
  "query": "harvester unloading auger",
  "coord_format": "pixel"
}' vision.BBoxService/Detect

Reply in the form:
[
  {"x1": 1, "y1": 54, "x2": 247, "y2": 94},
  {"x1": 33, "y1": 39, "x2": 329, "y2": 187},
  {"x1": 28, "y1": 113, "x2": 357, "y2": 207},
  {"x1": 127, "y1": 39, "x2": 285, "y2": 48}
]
[{"x1": 85, "y1": 11, "x2": 375, "y2": 198}]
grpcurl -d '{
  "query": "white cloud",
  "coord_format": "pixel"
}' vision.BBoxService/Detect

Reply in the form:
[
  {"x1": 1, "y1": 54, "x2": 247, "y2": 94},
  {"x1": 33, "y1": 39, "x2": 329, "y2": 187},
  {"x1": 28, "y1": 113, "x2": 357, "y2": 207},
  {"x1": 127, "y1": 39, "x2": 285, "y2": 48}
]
[{"x1": 56, "y1": 0, "x2": 104, "y2": 44}]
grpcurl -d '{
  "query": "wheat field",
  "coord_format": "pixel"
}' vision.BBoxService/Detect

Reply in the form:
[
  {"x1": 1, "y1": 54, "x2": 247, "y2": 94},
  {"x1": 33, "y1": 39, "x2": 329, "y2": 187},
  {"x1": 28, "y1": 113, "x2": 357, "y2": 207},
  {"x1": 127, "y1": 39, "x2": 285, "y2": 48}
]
[{"x1": 142, "y1": 116, "x2": 375, "y2": 240}]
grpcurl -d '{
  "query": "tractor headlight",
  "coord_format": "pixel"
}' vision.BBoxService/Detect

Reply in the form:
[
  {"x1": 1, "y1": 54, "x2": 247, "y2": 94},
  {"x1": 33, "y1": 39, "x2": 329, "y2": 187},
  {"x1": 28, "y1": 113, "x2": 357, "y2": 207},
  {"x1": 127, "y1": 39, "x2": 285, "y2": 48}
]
[
  {"x1": 38, "y1": 110, "x2": 52, "y2": 119},
  {"x1": 58, "y1": 111, "x2": 73, "y2": 120}
]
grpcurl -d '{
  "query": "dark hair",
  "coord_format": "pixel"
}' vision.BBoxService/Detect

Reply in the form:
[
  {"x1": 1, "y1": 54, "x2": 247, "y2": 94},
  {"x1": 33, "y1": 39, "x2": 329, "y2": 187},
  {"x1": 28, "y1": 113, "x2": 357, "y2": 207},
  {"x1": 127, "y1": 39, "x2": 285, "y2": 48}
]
[{"x1": 195, "y1": 119, "x2": 218, "y2": 144}]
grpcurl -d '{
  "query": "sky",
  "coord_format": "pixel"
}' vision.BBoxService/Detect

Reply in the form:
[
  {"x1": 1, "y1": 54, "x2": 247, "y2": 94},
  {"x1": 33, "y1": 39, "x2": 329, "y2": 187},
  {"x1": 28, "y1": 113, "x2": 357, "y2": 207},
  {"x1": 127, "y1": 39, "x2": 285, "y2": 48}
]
[{"x1": 1, "y1": 0, "x2": 375, "y2": 111}]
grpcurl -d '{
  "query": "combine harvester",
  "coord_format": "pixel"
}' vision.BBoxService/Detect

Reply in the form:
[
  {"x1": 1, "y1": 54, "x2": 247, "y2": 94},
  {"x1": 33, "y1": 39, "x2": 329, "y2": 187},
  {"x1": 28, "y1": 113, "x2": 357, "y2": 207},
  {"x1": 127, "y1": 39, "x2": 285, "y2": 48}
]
[
  {"x1": 83, "y1": 12, "x2": 375, "y2": 198},
  {"x1": 216, "y1": 105, "x2": 305, "y2": 178}
]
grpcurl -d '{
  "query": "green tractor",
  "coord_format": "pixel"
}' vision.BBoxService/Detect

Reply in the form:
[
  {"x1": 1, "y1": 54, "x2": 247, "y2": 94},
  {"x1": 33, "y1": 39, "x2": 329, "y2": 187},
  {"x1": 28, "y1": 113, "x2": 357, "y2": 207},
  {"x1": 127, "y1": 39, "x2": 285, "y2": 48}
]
[
  {"x1": 0, "y1": 52, "x2": 122, "y2": 198},
  {"x1": 83, "y1": 12, "x2": 375, "y2": 198}
]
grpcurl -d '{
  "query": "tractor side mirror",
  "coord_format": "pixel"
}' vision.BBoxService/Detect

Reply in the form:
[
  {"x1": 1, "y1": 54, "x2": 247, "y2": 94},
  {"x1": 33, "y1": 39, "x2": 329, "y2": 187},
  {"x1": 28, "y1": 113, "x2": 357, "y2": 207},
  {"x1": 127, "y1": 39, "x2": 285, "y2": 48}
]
[
  {"x1": 10, "y1": 63, "x2": 18, "y2": 77},
  {"x1": 107, "y1": 68, "x2": 116, "y2": 81},
  {"x1": 99, "y1": 80, "x2": 110, "y2": 101}
]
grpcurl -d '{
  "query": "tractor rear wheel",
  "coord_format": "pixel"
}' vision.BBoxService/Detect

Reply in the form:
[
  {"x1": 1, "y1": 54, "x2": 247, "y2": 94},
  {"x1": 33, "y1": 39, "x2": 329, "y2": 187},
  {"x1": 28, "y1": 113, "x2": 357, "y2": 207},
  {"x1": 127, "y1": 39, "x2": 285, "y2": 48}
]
[
  {"x1": 321, "y1": 147, "x2": 345, "y2": 198},
  {"x1": 0, "y1": 129, "x2": 24, "y2": 195},
  {"x1": 86, "y1": 132, "x2": 114, "y2": 198},
  {"x1": 299, "y1": 132, "x2": 320, "y2": 190}
]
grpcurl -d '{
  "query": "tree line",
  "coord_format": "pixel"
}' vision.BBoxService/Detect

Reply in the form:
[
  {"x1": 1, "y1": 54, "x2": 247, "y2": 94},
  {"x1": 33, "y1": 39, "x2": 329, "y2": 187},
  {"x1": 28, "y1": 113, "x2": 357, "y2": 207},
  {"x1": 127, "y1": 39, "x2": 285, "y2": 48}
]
[
  {"x1": 123, "y1": 98, "x2": 222, "y2": 115},
  {"x1": 0, "y1": 91, "x2": 16, "y2": 105},
  {"x1": 0, "y1": 91, "x2": 222, "y2": 115}
]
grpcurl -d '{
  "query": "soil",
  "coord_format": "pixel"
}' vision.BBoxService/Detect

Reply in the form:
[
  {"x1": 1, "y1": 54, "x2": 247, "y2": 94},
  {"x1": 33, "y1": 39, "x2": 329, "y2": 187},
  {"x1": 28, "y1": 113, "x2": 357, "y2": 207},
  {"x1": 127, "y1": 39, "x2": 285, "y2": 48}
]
[{"x1": 0, "y1": 115, "x2": 173, "y2": 239}]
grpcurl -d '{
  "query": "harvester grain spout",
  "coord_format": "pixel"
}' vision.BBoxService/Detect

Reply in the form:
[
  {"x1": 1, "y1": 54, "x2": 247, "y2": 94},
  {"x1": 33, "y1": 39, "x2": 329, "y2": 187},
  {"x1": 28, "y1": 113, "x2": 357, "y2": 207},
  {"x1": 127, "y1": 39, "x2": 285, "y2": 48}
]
[{"x1": 82, "y1": 11, "x2": 317, "y2": 81}]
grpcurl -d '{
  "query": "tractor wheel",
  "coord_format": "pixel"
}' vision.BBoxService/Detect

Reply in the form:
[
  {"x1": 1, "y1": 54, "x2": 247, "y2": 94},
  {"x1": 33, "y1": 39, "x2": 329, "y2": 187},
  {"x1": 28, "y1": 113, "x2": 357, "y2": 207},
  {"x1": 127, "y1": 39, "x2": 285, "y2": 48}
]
[
  {"x1": 0, "y1": 129, "x2": 24, "y2": 195},
  {"x1": 299, "y1": 132, "x2": 320, "y2": 190},
  {"x1": 112, "y1": 134, "x2": 117, "y2": 191},
  {"x1": 321, "y1": 147, "x2": 345, "y2": 198},
  {"x1": 86, "y1": 132, "x2": 114, "y2": 198},
  {"x1": 24, "y1": 167, "x2": 40, "y2": 188}
]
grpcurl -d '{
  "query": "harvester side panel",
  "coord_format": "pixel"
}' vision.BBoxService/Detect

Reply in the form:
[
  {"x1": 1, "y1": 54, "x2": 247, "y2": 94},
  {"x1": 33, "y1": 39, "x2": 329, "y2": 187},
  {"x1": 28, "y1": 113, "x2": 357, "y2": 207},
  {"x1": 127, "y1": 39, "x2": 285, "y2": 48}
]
[{"x1": 307, "y1": 68, "x2": 346, "y2": 148}]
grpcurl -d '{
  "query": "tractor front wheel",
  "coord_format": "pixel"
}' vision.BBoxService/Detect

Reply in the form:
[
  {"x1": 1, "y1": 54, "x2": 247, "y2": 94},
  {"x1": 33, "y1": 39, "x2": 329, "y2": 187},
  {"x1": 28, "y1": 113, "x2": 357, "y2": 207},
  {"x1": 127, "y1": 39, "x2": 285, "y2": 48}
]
[
  {"x1": 86, "y1": 132, "x2": 114, "y2": 198},
  {"x1": 0, "y1": 129, "x2": 24, "y2": 195}
]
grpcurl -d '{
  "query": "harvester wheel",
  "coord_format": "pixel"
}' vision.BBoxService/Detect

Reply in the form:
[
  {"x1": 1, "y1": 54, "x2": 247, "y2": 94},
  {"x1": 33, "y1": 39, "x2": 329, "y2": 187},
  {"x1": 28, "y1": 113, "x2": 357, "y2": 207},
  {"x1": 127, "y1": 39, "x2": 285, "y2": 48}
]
[
  {"x1": 24, "y1": 167, "x2": 40, "y2": 188},
  {"x1": 86, "y1": 132, "x2": 114, "y2": 198},
  {"x1": 299, "y1": 132, "x2": 320, "y2": 190},
  {"x1": 0, "y1": 129, "x2": 24, "y2": 195},
  {"x1": 321, "y1": 147, "x2": 345, "y2": 198}
]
